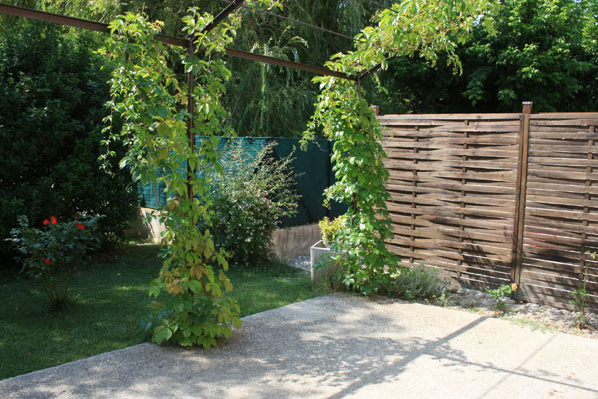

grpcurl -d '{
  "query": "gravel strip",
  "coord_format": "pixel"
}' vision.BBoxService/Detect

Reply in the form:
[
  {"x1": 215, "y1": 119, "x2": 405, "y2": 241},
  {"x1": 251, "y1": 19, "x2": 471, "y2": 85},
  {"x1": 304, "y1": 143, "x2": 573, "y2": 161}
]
[
  {"x1": 286, "y1": 256, "x2": 597, "y2": 339},
  {"x1": 441, "y1": 287, "x2": 598, "y2": 339},
  {"x1": 287, "y1": 255, "x2": 311, "y2": 272}
]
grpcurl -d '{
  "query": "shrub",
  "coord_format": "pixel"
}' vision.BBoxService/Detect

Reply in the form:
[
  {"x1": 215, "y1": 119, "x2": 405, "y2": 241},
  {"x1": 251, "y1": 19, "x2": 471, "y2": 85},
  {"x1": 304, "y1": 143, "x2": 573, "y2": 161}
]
[
  {"x1": 208, "y1": 142, "x2": 299, "y2": 267},
  {"x1": 374, "y1": 266, "x2": 446, "y2": 301},
  {"x1": 319, "y1": 215, "x2": 345, "y2": 247},
  {"x1": 6, "y1": 215, "x2": 101, "y2": 310},
  {"x1": 0, "y1": 21, "x2": 139, "y2": 267}
]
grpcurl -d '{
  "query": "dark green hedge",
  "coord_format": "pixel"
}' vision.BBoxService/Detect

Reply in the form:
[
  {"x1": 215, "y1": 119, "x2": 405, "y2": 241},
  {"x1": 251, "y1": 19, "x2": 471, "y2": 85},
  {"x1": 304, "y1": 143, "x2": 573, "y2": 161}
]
[{"x1": 0, "y1": 21, "x2": 139, "y2": 268}]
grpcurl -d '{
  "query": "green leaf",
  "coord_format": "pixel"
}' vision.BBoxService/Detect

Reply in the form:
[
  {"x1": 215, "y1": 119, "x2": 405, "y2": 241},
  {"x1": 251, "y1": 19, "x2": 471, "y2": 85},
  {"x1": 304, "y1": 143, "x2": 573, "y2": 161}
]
[
  {"x1": 188, "y1": 280, "x2": 203, "y2": 293},
  {"x1": 148, "y1": 280, "x2": 161, "y2": 297},
  {"x1": 153, "y1": 325, "x2": 173, "y2": 344}
]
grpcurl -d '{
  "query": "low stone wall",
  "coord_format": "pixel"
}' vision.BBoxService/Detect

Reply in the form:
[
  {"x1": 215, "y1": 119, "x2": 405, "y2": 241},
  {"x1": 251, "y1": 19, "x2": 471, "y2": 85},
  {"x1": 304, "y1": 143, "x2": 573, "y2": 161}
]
[
  {"x1": 271, "y1": 224, "x2": 321, "y2": 260},
  {"x1": 127, "y1": 208, "x2": 322, "y2": 259},
  {"x1": 123, "y1": 207, "x2": 155, "y2": 242}
]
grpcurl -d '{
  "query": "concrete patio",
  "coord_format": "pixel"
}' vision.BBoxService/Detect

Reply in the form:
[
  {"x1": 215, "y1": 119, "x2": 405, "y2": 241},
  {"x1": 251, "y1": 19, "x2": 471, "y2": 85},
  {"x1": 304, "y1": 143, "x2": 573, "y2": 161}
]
[{"x1": 1, "y1": 293, "x2": 597, "y2": 398}]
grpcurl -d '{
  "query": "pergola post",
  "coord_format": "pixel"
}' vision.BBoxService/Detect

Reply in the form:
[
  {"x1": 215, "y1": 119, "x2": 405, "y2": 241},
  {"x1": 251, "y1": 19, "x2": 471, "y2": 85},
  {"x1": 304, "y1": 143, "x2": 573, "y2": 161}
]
[{"x1": 186, "y1": 39, "x2": 196, "y2": 200}]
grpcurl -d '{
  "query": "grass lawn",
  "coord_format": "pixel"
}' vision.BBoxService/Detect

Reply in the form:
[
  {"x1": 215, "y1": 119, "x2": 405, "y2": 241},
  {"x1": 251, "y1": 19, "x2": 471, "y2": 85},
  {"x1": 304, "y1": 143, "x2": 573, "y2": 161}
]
[{"x1": 0, "y1": 244, "x2": 326, "y2": 380}]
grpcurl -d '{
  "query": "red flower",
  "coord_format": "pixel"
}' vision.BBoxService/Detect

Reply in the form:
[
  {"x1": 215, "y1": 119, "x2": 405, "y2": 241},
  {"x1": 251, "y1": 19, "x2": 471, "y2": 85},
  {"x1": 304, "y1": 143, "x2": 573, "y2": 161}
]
[
  {"x1": 44, "y1": 258, "x2": 51, "y2": 265},
  {"x1": 76, "y1": 223, "x2": 85, "y2": 230},
  {"x1": 50, "y1": 216, "x2": 57, "y2": 225},
  {"x1": 43, "y1": 219, "x2": 50, "y2": 225}
]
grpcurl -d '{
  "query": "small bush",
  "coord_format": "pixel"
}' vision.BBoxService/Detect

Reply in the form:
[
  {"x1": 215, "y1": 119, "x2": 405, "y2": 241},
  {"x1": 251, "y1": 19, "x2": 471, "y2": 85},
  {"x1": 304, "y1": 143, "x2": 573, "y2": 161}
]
[
  {"x1": 208, "y1": 142, "x2": 299, "y2": 267},
  {"x1": 6, "y1": 215, "x2": 101, "y2": 310},
  {"x1": 486, "y1": 283, "x2": 518, "y2": 312},
  {"x1": 374, "y1": 266, "x2": 446, "y2": 301},
  {"x1": 319, "y1": 215, "x2": 345, "y2": 247}
]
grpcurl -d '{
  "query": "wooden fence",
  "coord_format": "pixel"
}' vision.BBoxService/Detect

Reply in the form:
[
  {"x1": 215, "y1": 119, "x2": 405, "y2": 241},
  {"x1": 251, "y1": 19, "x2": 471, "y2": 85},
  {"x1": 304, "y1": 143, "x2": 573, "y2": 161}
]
[{"x1": 378, "y1": 106, "x2": 598, "y2": 310}]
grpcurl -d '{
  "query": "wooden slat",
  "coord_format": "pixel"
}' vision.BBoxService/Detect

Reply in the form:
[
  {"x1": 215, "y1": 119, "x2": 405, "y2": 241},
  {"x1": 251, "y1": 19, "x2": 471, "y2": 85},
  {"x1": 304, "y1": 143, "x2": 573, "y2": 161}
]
[
  {"x1": 525, "y1": 194, "x2": 598, "y2": 208},
  {"x1": 525, "y1": 207, "x2": 598, "y2": 223},
  {"x1": 387, "y1": 203, "x2": 514, "y2": 219},
  {"x1": 378, "y1": 113, "x2": 522, "y2": 121},
  {"x1": 388, "y1": 193, "x2": 515, "y2": 208},
  {"x1": 528, "y1": 169, "x2": 598, "y2": 181},
  {"x1": 524, "y1": 180, "x2": 598, "y2": 195},
  {"x1": 384, "y1": 151, "x2": 519, "y2": 163},
  {"x1": 385, "y1": 148, "x2": 519, "y2": 159},
  {"x1": 386, "y1": 169, "x2": 516, "y2": 182},
  {"x1": 524, "y1": 215, "x2": 598, "y2": 236},
  {"x1": 391, "y1": 225, "x2": 513, "y2": 245},
  {"x1": 389, "y1": 213, "x2": 513, "y2": 233},
  {"x1": 531, "y1": 112, "x2": 598, "y2": 119},
  {"x1": 387, "y1": 180, "x2": 517, "y2": 194},
  {"x1": 384, "y1": 159, "x2": 516, "y2": 171},
  {"x1": 383, "y1": 137, "x2": 519, "y2": 146}
]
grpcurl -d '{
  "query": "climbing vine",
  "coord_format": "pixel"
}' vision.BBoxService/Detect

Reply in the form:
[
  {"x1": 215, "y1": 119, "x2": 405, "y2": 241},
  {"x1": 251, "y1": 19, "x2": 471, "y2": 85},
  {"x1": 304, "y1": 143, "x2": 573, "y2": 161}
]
[
  {"x1": 100, "y1": 1, "x2": 279, "y2": 348},
  {"x1": 305, "y1": 0, "x2": 496, "y2": 294}
]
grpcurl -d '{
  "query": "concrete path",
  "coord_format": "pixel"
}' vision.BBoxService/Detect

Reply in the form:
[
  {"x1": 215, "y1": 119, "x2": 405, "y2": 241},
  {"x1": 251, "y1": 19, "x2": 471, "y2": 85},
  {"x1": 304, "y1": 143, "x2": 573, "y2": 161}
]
[{"x1": 1, "y1": 293, "x2": 597, "y2": 398}]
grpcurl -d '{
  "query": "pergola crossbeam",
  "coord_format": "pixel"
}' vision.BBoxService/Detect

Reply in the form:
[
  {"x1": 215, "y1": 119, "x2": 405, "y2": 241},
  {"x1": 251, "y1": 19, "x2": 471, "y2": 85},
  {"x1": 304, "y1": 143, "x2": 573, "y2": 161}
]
[
  {"x1": 0, "y1": 3, "x2": 354, "y2": 80},
  {"x1": 0, "y1": 4, "x2": 187, "y2": 46},
  {"x1": 202, "y1": 0, "x2": 245, "y2": 34},
  {"x1": 225, "y1": 48, "x2": 354, "y2": 80}
]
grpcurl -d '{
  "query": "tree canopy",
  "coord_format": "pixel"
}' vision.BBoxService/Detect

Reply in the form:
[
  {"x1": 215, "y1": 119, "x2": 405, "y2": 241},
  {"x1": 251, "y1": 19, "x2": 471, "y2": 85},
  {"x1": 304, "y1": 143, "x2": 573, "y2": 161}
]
[
  {"x1": 367, "y1": 0, "x2": 598, "y2": 113},
  {"x1": 2, "y1": 0, "x2": 596, "y2": 125}
]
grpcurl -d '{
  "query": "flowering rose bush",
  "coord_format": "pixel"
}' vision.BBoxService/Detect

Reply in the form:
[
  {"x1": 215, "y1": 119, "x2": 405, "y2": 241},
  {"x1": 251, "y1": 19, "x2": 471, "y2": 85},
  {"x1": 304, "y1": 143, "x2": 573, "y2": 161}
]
[{"x1": 6, "y1": 215, "x2": 101, "y2": 310}]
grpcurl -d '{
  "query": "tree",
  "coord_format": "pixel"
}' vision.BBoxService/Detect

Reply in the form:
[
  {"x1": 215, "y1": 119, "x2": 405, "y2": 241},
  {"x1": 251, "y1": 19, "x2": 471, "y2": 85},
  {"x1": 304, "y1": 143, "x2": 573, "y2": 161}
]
[
  {"x1": 2, "y1": 0, "x2": 381, "y2": 138},
  {"x1": 367, "y1": 0, "x2": 598, "y2": 113}
]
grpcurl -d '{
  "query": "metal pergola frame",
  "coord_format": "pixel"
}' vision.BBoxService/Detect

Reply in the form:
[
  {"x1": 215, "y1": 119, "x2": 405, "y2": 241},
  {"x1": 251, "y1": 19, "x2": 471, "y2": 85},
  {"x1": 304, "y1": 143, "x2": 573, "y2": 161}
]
[
  {"x1": 0, "y1": 1, "x2": 380, "y2": 197},
  {"x1": 0, "y1": 3, "x2": 357, "y2": 80}
]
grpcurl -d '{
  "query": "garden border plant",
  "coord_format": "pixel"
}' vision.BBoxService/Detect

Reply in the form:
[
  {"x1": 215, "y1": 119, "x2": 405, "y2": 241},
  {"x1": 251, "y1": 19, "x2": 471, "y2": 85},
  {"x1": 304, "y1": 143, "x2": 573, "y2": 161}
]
[
  {"x1": 207, "y1": 141, "x2": 300, "y2": 267},
  {"x1": 570, "y1": 251, "x2": 593, "y2": 329},
  {"x1": 487, "y1": 283, "x2": 518, "y2": 313}
]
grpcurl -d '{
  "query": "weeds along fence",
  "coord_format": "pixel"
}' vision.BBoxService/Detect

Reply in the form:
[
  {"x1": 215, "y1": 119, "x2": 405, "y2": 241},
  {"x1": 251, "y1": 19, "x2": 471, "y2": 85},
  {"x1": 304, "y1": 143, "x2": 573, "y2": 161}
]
[
  {"x1": 379, "y1": 107, "x2": 598, "y2": 310},
  {"x1": 138, "y1": 136, "x2": 345, "y2": 227}
]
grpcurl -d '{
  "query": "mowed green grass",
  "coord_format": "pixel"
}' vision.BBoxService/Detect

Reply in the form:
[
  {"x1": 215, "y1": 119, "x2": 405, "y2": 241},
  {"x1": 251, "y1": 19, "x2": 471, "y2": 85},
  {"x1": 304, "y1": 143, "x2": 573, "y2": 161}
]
[{"x1": 0, "y1": 244, "x2": 324, "y2": 379}]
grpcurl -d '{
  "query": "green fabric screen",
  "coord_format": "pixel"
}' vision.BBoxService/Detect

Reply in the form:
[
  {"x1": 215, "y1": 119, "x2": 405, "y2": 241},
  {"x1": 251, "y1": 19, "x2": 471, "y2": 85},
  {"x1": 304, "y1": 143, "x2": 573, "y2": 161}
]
[{"x1": 137, "y1": 137, "x2": 345, "y2": 227}]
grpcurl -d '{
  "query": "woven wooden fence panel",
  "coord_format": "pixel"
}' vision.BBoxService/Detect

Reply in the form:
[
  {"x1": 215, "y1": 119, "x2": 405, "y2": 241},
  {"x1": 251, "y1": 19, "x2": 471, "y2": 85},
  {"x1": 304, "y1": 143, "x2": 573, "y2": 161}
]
[
  {"x1": 379, "y1": 112, "x2": 598, "y2": 310},
  {"x1": 379, "y1": 114, "x2": 522, "y2": 287},
  {"x1": 519, "y1": 114, "x2": 598, "y2": 310}
]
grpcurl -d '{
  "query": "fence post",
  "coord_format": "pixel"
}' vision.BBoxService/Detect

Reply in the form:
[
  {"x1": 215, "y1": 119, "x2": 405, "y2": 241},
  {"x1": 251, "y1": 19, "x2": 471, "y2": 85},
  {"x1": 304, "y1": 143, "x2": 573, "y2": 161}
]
[
  {"x1": 579, "y1": 125, "x2": 595, "y2": 277},
  {"x1": 511, "y1": 101, "x2": 533, "y2": 287}
]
